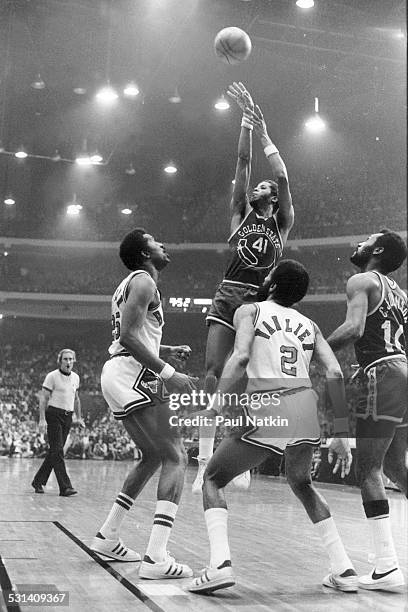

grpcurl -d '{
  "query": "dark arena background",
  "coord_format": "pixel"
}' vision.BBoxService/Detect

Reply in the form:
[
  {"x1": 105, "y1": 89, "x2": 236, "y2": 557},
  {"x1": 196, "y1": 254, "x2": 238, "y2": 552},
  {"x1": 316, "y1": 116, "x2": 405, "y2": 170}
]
[{"x1": 0, "y1": 0, "x2": 406, "y2": 611}]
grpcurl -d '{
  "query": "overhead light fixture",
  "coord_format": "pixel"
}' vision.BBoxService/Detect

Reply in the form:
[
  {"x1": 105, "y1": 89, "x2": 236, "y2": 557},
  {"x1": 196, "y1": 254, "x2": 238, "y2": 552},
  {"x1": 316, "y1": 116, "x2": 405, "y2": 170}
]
[
  {"x1": 51, "y1": 149, "x2": 61, "y2": 162},
  {"x1": 67, "y1": 204, "x2": 83, "y2": 215},
  {"x1": 296, "y1": 0, "x2": 314, "y2": 8},
  {"x1": 31, "y1": 73, "x2": 46, "y2": 89},
  {"x1": 169, "y1": 87, "x2": 182, "y2": 104},
  {"x1": 73, "y1": 86, "x2": 87, "y2": 95},
  {"x1": 125, "y1": 163, "x2": 136, "y2": 175},
  {"x1": 4, "y1": 197, "x2": 15, "y2": 205},
  {"x1": 305, "y1": 114, "x2": 326, "y2": 133},
  {"x1": 90, "y1": 151, "x2": 103, "y2": 164},
  {"x1": 0, "y1": 141, "x2": 5, "y2": 153},
  {"x1": 214, "y1": 95, "x2": 230, "y2": 111},
  {"x1": 121, "y1": 208, "x2": 132, "y2": 215},
  {"x1": 231, "y1": 179, "x2": 236, "y2": 184},
  {"x1": 75, "y1": 155, "x2": 92, "y2": 166},
  {"x1": 164, "y1": 163, "x2": 177, "y2": 174},
  {"x1": 15, "y1": 146, "x2": 28, "y2": 159},
  {"x1": 95, "y1": 84, "x2": 119, "y2": 103},
  {"x1": 123, "y1": 82, "x2": 139, "y2": 97},
  {"x1": 393, "y1": 29, "x2": 405, "y2": 40}
]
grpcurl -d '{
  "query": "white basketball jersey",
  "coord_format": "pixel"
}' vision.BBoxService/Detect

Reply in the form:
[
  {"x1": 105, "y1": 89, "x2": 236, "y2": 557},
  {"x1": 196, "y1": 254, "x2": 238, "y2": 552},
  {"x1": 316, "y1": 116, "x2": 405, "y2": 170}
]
[
  {"x1": 109, "y1": 270, "x2": 164, "y2": 359},
  {"x1": 246, "y1": 301, "x2": 316, "y2": 393}
]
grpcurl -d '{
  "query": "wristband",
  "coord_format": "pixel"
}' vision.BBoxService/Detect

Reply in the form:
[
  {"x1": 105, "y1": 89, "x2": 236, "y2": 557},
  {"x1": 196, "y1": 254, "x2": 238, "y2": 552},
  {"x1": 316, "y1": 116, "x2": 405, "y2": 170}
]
[
  {"x1": 333, "y1": 417, "x2": 349, "y2": 434},
  {"x1": 159, "y1": 363, "x2": 175, "y2": 381},
  {"x1": 241, "y1": 118, "x2": 253, "y2": 130},
  {"x1": 264, "y1": 143, "x2": 279, "y2": 157}
]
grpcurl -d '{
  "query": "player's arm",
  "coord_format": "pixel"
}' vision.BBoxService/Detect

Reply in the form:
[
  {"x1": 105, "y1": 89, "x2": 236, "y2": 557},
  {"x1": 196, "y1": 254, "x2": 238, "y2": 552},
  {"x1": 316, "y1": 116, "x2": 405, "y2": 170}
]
[
  {"x1": 227, "y1": 82, "x2": 254, "y2": 233},
  {"x1": 38, "y1": 387, "x2": 51, "y2": 432},
  {"x1": 312, "y1": 324, "x2": 353, "y2": 477},
  {"x1": 120, "y1": 276, "x2": 197, "y2": 393},
  {"x1": 312, "y1": 324, "x2": 348, "y2": 429},
  {"x1": 209, "y1": 304, "x2": 256, "y2": 414},
  {"x1": 246, "y1": 105, "x2": 294, "y2": 242},
  {"x1": 327, "y1": 273, "x2": 374, "y2": 352},
  {"x1": 120, "y1": 274, "x2": 168, "y2": 373}
]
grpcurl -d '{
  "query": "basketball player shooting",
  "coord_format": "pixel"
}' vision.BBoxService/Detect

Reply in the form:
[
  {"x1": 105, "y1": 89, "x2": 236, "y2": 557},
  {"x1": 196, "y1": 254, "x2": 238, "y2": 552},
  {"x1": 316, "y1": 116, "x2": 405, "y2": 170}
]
[
  {"x1": 192, "y1": 82, "x2": 295, "y2": 493},
  {"x1": 187, "y1": 260, "x2": 356, "y2": 594},
  {"x1": 328, "y1": 229, "x2": 407, "y2": 592},
  {"x1": 90, "y1": 228, "x2": 197, "y2": 579}
]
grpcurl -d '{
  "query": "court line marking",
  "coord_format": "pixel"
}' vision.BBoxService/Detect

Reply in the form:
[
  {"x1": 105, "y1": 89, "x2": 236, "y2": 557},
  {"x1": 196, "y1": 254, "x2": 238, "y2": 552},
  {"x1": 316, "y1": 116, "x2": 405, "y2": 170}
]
[
  {"x1": 0, "y1": 554, "x2": 22, "y2": 612},
  {"x1": 53, "y1": 521, "x2": 166, "y2": 612}
]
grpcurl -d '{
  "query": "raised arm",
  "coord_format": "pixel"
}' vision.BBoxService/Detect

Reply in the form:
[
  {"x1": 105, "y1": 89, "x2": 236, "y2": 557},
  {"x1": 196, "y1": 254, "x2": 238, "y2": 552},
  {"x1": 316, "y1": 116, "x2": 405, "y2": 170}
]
[
  {"x1": 227, "y1": 82, "x2": 254, "y2": 233},
  {"x1": 247, "y1": 104, "x2": 294, "y2": 243},
  {"x1": 327, "y1": 273, "x2": 377, "y2": 352}
]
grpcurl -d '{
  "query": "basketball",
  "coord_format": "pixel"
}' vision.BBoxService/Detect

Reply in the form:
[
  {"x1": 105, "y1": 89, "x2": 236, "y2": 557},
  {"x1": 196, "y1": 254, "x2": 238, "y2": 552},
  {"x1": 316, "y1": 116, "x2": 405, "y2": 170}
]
[{"x1": 214, "y1": 27, "x2": 252, "y2": 65}]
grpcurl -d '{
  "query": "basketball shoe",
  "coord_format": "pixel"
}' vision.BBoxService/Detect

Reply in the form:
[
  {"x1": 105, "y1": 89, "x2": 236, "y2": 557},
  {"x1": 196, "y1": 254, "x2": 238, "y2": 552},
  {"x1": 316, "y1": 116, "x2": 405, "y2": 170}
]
[
  {"x1": 91, "y1": 532, "x2": 141, "y2": 562},
  {"x1": 139, "y1": 552, "x2": 193, "y2": 579},
  {"x1": 358, "y1": 567, "x2": 405, "y2": 592},
  {"x1": 186, "y1": 564, "x2": 235, "y2": 594},
  {"x1": 322, "y1": 568, "x2": 358, "y2": 592}
]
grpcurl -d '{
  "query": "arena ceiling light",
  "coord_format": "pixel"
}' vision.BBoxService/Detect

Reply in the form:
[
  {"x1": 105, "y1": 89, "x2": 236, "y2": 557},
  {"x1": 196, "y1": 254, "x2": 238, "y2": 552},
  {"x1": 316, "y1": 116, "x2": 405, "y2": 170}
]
[
  {"x1": 296, "y1": 0, "x2": 314, "y2": 8},
  {"x1": 305, "y1": 114, "x2": 326, "y2": 133},
  {"x1": 75, "y1": 155, "x2": 92, "y2": 166},
  {"x1": 169, "y1": 87, "x2": 182, "y2": 104},
  {"x1": 125, "y1": 163, "x2": 136, "y2": 175},
  {"x1": 90, "y1": 151, "x2": 103, "y2": 164},
  {"x1": 95, "y1": 84, "x2": 119, "y2": 103},
  {"x1": 121, "y1": 208, "x2": 132, "y2": 215},
  {"x1": 123, "y1": 82, "x2": 140, "y2": 97},
  {"x1": 214, "y1": 95, "x2": 230, "y2": 111},
  {"x1": 164, "y1": 162, "x2": 177, "y2": 174},
  {"x1": 4, "y1": 197, "x2": 15, "y2": 205},
  {"x1": 30, "y1": 73, "x2": 46, "y2": 90},
  {"x1": 15, "y1": 146, "x2": 28, "y2": 159}
]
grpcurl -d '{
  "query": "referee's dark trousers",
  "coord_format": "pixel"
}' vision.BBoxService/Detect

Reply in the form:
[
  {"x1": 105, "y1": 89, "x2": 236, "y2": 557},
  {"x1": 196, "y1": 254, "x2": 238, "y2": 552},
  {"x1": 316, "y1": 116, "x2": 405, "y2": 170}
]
[{"x1": 33, "y1": 406, "x2": 73, "y2": 492}]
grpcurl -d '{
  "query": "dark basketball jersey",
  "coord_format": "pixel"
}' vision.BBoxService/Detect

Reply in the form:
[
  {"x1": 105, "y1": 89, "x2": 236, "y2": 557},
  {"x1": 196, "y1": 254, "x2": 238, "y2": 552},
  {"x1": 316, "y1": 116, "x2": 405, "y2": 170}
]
[
  {"x1": 355, "y1": 272, "x2": 407, "y2": 370},
  {"x1": 224, "y1": 208, "x2": 283, "y2": 287}
]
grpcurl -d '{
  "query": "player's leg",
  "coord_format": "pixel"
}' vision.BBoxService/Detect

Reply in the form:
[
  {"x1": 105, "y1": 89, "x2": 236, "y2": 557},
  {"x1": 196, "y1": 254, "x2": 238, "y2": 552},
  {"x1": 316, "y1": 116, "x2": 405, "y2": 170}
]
[
  {"x1": 383, "y1": 425, "x2": 407, "y2": 497},
  {"x1": 192, "y1": 321, "x2": 235, "y2": 493},
  {"x1": 285, "y1": 443, "x2": 357, "y2": 592},
  {"x1": 355, "y1": 419, "x2": 405, "y2": 591},
  {"x1": 139, "y1": 403, "x2": 192, "y2": 578},
  {"x1": 187, "y1": 436, "x2": 269, "y2": 594},
  {"x1": 91, "y1": 407, "x2": 162, "y2": 562}
]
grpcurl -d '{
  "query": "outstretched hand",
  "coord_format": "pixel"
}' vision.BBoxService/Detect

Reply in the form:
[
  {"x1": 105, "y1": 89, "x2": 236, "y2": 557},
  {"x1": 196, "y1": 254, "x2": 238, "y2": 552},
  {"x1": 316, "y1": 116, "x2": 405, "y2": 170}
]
[
  {"x1": 227, "y1": 81, "x2": 254, "y2": 112},
  {"x1": 244, "y1": 104, "x2": 268, "y2": 138},
  {"x1": 327, "y1": 437, "x2": 353, "y2": 479}
]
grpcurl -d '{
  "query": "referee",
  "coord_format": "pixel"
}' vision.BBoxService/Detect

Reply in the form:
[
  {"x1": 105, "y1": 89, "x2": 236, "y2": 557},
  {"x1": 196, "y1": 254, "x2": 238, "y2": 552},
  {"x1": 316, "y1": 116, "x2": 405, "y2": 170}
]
[{"x1": 31, "y1": 349, "x2": 83, "y2": 496}]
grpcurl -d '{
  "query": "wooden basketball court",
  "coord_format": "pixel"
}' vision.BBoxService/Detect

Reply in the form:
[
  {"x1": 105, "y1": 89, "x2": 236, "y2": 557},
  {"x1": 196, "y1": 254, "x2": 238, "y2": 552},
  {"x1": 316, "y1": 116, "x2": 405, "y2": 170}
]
[{"x1": 0, "y1": 458, "x2": 406, "y2": 612}]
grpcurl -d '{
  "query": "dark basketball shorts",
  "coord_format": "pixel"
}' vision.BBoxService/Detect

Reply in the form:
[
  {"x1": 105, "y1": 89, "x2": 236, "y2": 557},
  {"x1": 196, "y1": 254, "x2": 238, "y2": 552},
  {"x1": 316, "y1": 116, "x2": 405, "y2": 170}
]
[
  {"x1": 101, "y1": 356, "x2": 168, "y2": 420},
  {"x1": 206, "y1": 281, "x2": 259, "y2": 331},
  {"x1": 357, "y1": 357, "x2": 407, "y2": 430}
]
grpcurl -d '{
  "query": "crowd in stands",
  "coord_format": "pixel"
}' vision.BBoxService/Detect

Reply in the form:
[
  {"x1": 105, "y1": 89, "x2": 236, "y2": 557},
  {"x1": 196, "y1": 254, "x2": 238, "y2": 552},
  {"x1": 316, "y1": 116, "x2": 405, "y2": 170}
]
[
  {"x1": 1, "y1": 339, "x2": 360, "y2": 461},
  {"x1": 1, "y1": 155, "x2": 405, "y2": 244},
  {"x1": 2, "y1": 244, "x2": 406, "y2": 297}
]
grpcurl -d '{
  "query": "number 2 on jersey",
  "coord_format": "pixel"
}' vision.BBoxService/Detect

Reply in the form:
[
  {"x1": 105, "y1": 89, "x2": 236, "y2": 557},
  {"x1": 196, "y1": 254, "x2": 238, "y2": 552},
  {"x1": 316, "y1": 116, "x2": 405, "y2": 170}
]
[{"x1": 280, "y1": 345, "x2": 298, "y2": 376}]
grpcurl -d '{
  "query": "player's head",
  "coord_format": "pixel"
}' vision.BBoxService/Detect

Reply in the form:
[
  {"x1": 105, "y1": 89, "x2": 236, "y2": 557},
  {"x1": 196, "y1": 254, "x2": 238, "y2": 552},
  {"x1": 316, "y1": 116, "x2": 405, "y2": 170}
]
[
  {"x1": 119, "y1": 228, "x2": 170, "y2": 271},
  {"x1": 257, "y1": 259, "x2": 309, "y2": 306},
  {"x1": 57, "y1": 349, "x2": 76, "y2": 373},
  {"x1": 249, "y1": 180, "x2": 278, "y2": 212},
  {"x1": 350, "y1": 229, "x2": 407, "y2": 273}
]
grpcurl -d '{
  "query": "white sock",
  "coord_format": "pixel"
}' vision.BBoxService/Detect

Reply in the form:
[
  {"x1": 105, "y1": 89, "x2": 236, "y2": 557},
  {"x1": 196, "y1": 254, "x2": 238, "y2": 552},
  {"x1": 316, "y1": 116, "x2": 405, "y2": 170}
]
[
  {"x1": 368, "y1": 516, "x2": 399, "y2": 572},
  {"x1": 198, "y1": 420, "x2": 217, "y2": 459},
  {"x1": 314, "y1": 516, "x2": 354, "y2": 574},
  {"x1": 145, "y1": 500, "x2": 178, "y2": 562},
  {"x1": 99, "y1": 492, "x2": 134, "y2": 539},
  {"x1": 205, "y1": 508, "x2": 231, "y2": 568}
]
